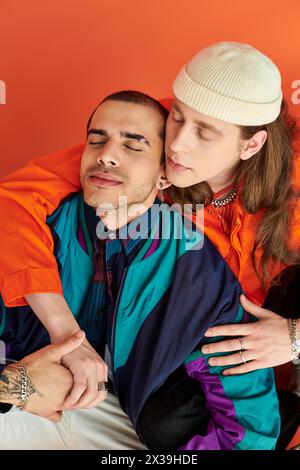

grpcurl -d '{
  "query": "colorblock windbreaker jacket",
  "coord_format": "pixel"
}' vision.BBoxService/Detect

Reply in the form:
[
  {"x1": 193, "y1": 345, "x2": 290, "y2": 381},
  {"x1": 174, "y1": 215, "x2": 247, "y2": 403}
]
[{"x1": 0, "y1": 195, "x2": 280, "y2": 449}]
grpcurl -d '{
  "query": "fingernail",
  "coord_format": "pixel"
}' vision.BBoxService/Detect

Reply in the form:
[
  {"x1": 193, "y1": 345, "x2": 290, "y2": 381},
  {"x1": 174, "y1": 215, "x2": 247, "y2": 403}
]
[
  {"x1": 205, "y1": 330, "x2": 212, "y2": 336},
  {"x1": 202, "y1": 346, "x2": 208, "y2": 353},
  {"x1": 209, "y1": 359, "x2": 216, "y2": 366}
]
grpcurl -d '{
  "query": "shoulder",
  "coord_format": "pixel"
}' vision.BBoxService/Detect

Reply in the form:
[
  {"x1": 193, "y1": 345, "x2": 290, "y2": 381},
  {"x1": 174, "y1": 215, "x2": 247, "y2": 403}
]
[{"x1": 46, "y1": 193, "x2": 82, "y2": 228}]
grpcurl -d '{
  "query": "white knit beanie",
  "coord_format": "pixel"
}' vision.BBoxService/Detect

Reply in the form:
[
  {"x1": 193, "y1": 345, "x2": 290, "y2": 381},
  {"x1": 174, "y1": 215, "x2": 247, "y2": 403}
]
[{"x1": 173, "y1": 42, "x2": 282, "y2": 125}]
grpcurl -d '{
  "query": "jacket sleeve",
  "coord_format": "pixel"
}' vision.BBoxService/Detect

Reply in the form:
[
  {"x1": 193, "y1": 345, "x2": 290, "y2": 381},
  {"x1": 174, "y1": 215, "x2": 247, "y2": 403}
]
[
  {"x1": 0, "y1": 363, "x2": 13, "y2": 414},
  {"x1": 0, "y1": 144, "x2": 83, "y2": 307},
  {"x1": 0, "y1": 403, "x2": 12, "y2": 414},
  {"x1": 180, "y1": 309, "x2": 280, "y2": 450},
  {"x1": 164, "y1": 230, "x2": 280, "y2": 450}
]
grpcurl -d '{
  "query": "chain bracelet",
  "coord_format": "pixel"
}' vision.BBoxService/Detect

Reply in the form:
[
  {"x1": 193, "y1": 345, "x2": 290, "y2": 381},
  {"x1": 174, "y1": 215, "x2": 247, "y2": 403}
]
[
  {"x1": 288, "y1": 318, "x2": 300, "y2": 364},
  {"x1": 15, "y1": 362, "x2": 30, "y2": 410}
]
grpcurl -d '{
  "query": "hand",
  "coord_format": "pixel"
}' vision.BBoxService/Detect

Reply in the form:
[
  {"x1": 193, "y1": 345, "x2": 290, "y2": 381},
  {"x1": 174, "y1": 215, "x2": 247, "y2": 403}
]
[
  {"x1": 17, "y1": 331, "x2": 85, "y2": 421},
  {"x1": 61, "y1": 338, "x2": 108, "y2": 410},
  {"x1": 25, "y1": 293, "x2": 108, "y2": 409},
  {"x1": 201, "y1": 294, "x2": 291, "y2": 375}
]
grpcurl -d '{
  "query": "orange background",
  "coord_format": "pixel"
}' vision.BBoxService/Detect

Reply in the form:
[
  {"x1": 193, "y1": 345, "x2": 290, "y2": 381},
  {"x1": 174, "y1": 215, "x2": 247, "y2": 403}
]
[{"x1": 0, "y1": 0, "x2": 300, "y2": 178}]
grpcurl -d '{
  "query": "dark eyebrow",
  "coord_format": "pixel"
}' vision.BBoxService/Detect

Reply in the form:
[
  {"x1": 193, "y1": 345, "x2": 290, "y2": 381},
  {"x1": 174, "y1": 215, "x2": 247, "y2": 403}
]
[
  {"x1": 173, "y1": 103, "x2": 223, "y2": 137},
  {"x1": 86, "y1": 129, "x2": 151, "y2": 146},
  {"x1": 87, "y1": 128, "x2": 108, "y2": 137},
  {"x1": 121, "y1": 132, "x2": 150, "y2": 147}
]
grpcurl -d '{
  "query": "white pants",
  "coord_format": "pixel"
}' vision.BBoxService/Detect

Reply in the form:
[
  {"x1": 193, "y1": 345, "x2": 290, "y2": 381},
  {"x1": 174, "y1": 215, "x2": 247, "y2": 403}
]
[{"x1": 0, "y1": 392, "x2": 147, "y2": 450}]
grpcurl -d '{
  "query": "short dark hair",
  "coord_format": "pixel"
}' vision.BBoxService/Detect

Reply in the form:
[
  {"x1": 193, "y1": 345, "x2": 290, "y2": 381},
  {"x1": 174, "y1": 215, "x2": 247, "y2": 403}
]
[{"x1": 86, "y1": 90, "x2": 169, "y2": 142}]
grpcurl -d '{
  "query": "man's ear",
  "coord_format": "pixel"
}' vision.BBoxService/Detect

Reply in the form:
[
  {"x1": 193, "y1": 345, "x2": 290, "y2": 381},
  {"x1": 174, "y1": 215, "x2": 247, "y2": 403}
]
[
  {"x1": 240, "y1": 130, "x2": 267, "y2": 161},
  {"x1": 156, "y1": 174, "x2": 172, "y2": 191}
]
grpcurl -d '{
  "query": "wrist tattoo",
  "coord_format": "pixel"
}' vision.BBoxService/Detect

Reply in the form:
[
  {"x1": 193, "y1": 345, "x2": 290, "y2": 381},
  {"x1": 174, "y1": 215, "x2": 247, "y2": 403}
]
[{"x1": 0, "y1": 363, "x2": 41, "y2": 407}]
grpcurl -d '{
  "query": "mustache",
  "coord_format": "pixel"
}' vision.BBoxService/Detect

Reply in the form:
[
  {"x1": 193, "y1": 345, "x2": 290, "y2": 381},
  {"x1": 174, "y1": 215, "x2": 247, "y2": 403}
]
[{"x1": 86, "y1": 165, "x2": 126, "y2": 182}]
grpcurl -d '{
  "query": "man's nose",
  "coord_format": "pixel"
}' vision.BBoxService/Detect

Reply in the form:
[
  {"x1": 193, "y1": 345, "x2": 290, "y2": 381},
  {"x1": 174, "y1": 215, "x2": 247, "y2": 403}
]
[
  {"x1": 96, "y1": 141, "x2": 120, "y2": 167},
  {"x1": 169, "y1": 124, "x2": 191, "y2": 154}
]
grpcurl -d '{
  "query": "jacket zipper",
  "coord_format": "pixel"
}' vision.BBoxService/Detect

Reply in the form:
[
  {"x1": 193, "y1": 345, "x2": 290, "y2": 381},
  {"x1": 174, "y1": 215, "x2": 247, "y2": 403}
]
[
  {"x1": 230, "y1": 217, "x2": 242, "y2": 275},
  {"x1": 111, "y1": 266, "x2": 128, "y2": 392}
]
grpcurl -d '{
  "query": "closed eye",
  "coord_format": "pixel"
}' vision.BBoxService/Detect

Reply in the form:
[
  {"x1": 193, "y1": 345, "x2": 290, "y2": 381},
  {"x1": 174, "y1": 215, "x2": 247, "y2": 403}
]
[
  {"x1": 197, "y1": 129, "x2": 214, "y2": 141},
  {"x1": 123, "y1": 144, "x2": 143, "y2": 152},
  {"x1": 88, "y1": 141, "x2": 143, "y2": 151},
  {"x1": 171, "y1": 108, "x2": 184, "y2": 123},
  {"x1": 89, "y1": 141, "x2": 106, "y2": 146},
  {"x1": 172, "y1": 113, "x2": 184, "y2": 123}
]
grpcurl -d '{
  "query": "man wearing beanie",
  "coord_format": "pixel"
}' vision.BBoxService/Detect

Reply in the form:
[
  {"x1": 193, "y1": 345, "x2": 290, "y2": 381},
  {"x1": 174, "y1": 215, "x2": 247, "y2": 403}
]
[
  {"x1": 0, "y1": 42, "x2": 299, "y2": 450},
  {"x1": 173, "y1": 42, "x2": 282, "y2": 126},
  {"x1": 166, "y1": 41, "x2": 299, "y2": 449}
]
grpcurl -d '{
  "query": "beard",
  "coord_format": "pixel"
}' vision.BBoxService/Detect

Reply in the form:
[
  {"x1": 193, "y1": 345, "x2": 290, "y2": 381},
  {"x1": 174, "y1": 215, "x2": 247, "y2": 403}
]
[
  {"x1": 94, "y1": 177, "x2": 159, "y2": 231},
  {"x1": 113, "y1": 178, "x2": 158, "y2": 209},
  {"x1": 82, "y1": 173, "x2": 158, "y2": 212}
]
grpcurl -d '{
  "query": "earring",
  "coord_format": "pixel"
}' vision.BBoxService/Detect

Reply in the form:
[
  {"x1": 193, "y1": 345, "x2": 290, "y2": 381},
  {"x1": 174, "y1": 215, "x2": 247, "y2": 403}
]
[{"x1": 159, "y1": 183, "x2": 165, "y2": 202}]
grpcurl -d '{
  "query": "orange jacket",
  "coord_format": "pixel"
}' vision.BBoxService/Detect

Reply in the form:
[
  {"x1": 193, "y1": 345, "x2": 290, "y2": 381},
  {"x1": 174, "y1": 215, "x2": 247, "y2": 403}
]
[{"x1": 0, "y1": 143, "x2": 299, "y2": 308}]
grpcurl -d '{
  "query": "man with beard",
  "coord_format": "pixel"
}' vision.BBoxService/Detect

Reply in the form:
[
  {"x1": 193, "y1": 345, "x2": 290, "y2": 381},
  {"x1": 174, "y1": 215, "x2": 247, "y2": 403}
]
[{"x1": 0, "y1": 91, "x2": 279, "y2": 450}]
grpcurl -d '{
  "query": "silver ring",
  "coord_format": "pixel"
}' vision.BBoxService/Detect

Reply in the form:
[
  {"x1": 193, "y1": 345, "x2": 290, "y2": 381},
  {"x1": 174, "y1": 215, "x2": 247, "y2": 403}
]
[
  {"x1": 239, "y1": 350, "x2": 247, "y2": 364},
  {"x1": 238, "y1": 337, "x2": 244, "y2": 350},
  {"x1": 98, "y1": 381, "x2": 109, "y2": 392}
]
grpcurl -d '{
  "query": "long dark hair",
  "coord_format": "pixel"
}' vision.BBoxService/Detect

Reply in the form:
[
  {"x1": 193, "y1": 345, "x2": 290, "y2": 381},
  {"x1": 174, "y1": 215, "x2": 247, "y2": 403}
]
[{"x1": 166, "y1": 100, "x2": 300, "y2": 287}]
